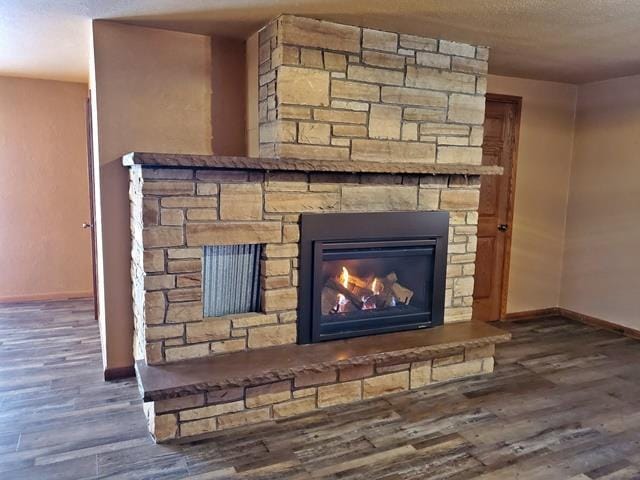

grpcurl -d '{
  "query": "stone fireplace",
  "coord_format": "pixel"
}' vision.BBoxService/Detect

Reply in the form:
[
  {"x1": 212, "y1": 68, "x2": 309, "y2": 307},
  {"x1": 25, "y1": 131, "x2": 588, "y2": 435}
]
[{"x1": 125, "y1": 15, "x2": 510, "y2": 442}]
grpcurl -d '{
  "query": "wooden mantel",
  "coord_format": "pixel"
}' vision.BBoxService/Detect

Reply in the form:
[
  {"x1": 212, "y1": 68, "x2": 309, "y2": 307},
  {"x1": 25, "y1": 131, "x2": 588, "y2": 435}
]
[{"x1": 122, "y1": 152, "x2": 503, "y2": 176}]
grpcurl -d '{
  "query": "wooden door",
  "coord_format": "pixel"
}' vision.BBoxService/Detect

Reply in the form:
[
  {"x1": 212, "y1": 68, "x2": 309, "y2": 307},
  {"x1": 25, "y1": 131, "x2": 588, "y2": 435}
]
[{"x1": 472, "y1": 94, "x2": 521, "y2": 321}]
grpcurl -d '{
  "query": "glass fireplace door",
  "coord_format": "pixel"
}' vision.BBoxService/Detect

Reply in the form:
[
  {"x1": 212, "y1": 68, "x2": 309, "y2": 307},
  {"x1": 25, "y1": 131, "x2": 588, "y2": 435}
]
[{"x1": 313, "y1": 239, "x2": 436, "y2": 341}]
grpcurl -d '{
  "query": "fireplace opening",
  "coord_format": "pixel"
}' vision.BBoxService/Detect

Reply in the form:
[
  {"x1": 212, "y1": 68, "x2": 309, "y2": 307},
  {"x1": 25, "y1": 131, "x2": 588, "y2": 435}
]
[{"x1": 299, "y1": 211, "x2": 448, "y2": 343}]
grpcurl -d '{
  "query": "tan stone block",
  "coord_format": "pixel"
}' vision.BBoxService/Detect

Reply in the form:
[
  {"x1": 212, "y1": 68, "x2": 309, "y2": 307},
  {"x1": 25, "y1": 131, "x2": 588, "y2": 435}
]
[
  {"x1": 298, "y1": 122, "x2": 330, "y2": 145},
  {"x1": 248, "y1": 322, "x2": 296, "y2": 347},
  {"x1": 142, "y1": 180, "x2": 194, "y2": 196},
  {"x1": 440, "y1": 189, "x2": 480, "y2": 210},
  {"x1": 351, "y1": 139, "x2": 435, "y2": 163},
  {"x1": 229, "y1": 313, "x2": 278, "y2": 328},
  {"x1": 348, "y1": 65, "x2": 403, "y2": 86},
  {"x1": 439, "y1": 40, "x2": 476, "y2": 58},
  {"x1": 143, "y1": 227, "x2": 184, "y2": 248},
  {"x1": 369, "y1": 104, "x2": 402, "y2": 140},
  {"x1": 144, "y1": 291, "x2": 166, "y2": 324},
  {"x1": 165, "y1": 343, "x2": 209, "y2": 362},
  {"x1": 146, "y1": 324, "x2": 184, "y2": 341},
  {"x1": 279, "y1": 15, "x2": 361, "y2": 53},
  {"x1": 166, "y1": 288, "x2": 201, "y2": 303},
  {"x1": 276, "y1": 143, "x2": 350, "y2": 161},
  {"x1": 324, "y1": 52, "x2": 346, "y2": 71},
  {"x1": 160, "y1": 209, "x2": 185, "y2": 226},
  {"x1": 466, "y1": 344, "x2": 495, "y2": 361},
  {"x1": 401, "y1": 122, "x2": 418, "y2": 141},
  {"x1": 410, "y1": 361, "x2": 432, "y2": 389},
  {"x1": 313, "y1": 108, "x2": 367, "y2": 124},
  {"x1": 437, "y1": 147, "x2": 482, "y2": 165},
  {"x1": 167, "y1": 259, "x2": 200, "y2": 274},
  {"x1": 363, "y1": 28, "x2": 398, "y2": 52},
  {"x1": 261, "y1": 259, "x2": 291, "y2": 277},
  {"x1": 246, "y1": 380, "x2": 292, "y2": 407},
  {"x1": 362, "y1": 50, "x2": 404, "y2": 69},
  {"x1": 317, "y1": 381, "x2": 362, "y2": 407},
  {"x1": 331, "y1": 80, "x2": 379, "y2": 102},
  {"x1": 363, "y1": 371, "x2": 409, "y2": 399},
  {"x1": 418, "y1": 189, "x2": 440, "y2": 210},
  {"x1": 279, "y1": 105, "x2": 311, "y2": 120},
  {"x1": 262, "y1": 275, "x2": 291, "y2": 289},
  {"x1": 196, "y1": 170, "x2": 248, "y2": 182},
  {"x1": 273, "y1": 397, "x2": 317, "y2": 418},
  {"x1": 406, "y1": 66, "x2": 475, "y2": 93},
  {"x1": 166, "y1": 302, "x2": 203, "y2": 323},
  {"x1": 476, "y1": 76, "x2": 488, "y2": 95},
  {"x1": 300, "y1": 48, "x2": 323, "y2": 68},
  {"x1": 400, "y1": 34, "x2": 437, "y2": 51},
  {"x1": 142, "y1": 168, "x2": 194, "y2": 181},
  {"x1": 264, "y1": 243, "x2": 298, "y2": 258},
  {"x1": 260, "y1": 120, "x2": 297, "y2": 144},
  {"x1": 332, "y1": 124, "x2": 367, "y2": 137},
  {"x1": 186, "y1": 208, "x2": 217, "y2": 221},
  {"x1": 186, "y1": 222, "x2": 281, "y2": 246},
  {"x1": 265, "y1": 192, "x2": 339, "y2": 213},
  {"x1": 264, "y1": 172, "x2": 308, "y2": 192},
  {"x1": 293, "y1": 387, "x2": 317, "y2": 398},
  {"x1": 154, "y1": 413, "x2": 178, "y2": 441},
  {"x1": 176, "y1": 273, "x2": 201, "y2": 288},
  {"x1": 476, "y1": 46, "x2": 490, "y2": 61},
  {"x1": 381, "y1": 86, "x2": 447, "y2": 108},
  {"x1": 206, "y1": 387, "x2": 244, "y2": 404},
  {"x1": 448, "y1": 94, "x2": 486, "y2": 125},
  {"x1": 155, "y1": 394, "x2": 205, "y2": 414},
  {"x1": 283, "y1": 224, "x2": 300, "y2": 243},
  {"x1": 180, "y1": 400, "x2": 244, "y2": 421},
  {"x1": 143, "y1": 198, "x2": 159, "y2": 226},
  {"x1": 277, "y1": 66, "x2": 329, "y2": 107},
  {"x1": 432, "y1": 359, "x2": 484, "y2": 382},
  {"x1": 469, "y1": 126, "x2": 484, "y2": 146},
  {"x1": 482, "y1": 357, "x2": 495, "y2": 373},
  {"x1": 161, "y1": 196, "x2": 217, "y2": 208},
  {"x1": 167, "y1": 247, "x2": 201, "y2": 259},
  {"x1": 219, "y1": 184, "x2": 263, "y2": 221},
  {"x1": 186, "y1": 318, "x2": 230, "y2": 343},
  {"x1": 342, "y1": 185, "x2": 418, "y2": 211},
  {"x1": 438, "y1": 136, "x2": 468, "y2": 146},
  {"x1": 416, "y1": 52, "x2": 451, "y2": 69},
  {"x1": 180, "y1": 418, "x2": 216, "y2": 437},
  {"x1": 295, "y1": 369, "x2": 337, "y2": 388},
  {"x1": 210, "y1": 338, "x2": 246, "y2": 354},
  {"x1": 145, "y1": 343, "x2": 163, "y2": 364},
  {"x1": 444, "y1": 306, "x2": 473, "y2": 322},
  {"x1": 339, "y1": 364, "x2": 374, "y2": 382},
  {"x1": 144, "y1": 274, "x2": 175, "y2": 291},
  {"x1": 452, "y1": 57, "x2": 488, "y2": 75},
  {"x1": 196, "y1": 183, "x2": 218, "y2": 196},
  {"x1": 454, "y1": 276, "x2": 474, "y2": 297},
  {"x1": 144, "y1": 250, "x2": 165, "y2": 273},
  {"x1": 403, "y1": 108, "x2": 446, "y2": 122},
  {"x1": 420, "y1": 123, "x2": 469, "y2": 136},
  {"x1": 433, "y1": 353, "x2": 464, "y2": 367},
  {"x1": 217, "y1": 407, "x2": 271, "y2": 430}
]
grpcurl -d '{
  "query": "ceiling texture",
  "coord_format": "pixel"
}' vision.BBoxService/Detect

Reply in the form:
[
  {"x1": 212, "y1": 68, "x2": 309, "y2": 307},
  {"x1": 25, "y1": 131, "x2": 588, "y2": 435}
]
[{"x1": 2, "y1": 0, "x2": 640, "y2": 84}]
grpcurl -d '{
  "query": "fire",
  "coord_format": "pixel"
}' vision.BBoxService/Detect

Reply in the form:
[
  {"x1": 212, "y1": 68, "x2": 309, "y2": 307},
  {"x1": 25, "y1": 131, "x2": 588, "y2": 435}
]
[{"x1": 340, "y1": 267, "x2": 349, "y2": 288}]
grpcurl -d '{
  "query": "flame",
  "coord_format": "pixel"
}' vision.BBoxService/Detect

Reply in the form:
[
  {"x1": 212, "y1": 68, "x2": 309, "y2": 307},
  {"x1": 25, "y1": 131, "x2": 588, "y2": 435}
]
[{"x1": 340, "y1": 266, "x2": 349, "y2": 289}]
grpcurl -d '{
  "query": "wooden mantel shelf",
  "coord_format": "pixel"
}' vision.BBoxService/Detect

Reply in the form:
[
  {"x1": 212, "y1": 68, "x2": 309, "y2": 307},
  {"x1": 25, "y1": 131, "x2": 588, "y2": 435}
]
[
  {"x1": 122, "y1": 152, "x2": 503, "y2": 176},
  {"x1": 136, "y1": 322, "x2": 511, "y2": 401}
]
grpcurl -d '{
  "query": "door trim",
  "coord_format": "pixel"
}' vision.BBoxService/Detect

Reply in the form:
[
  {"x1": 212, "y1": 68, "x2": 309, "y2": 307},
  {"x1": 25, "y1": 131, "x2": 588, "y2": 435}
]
[{"x1": 484, "y1": 93, "x2": 522, "y2": 320}]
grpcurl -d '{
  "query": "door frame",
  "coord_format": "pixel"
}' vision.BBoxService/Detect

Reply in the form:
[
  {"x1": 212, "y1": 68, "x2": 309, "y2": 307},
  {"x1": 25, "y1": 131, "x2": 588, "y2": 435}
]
[
  {"x1": 86, "y1": 92, "x2": 99, "y2": 320},
  {"x1": 484, "y1": 93, "x2": 522, "y2": 320}
]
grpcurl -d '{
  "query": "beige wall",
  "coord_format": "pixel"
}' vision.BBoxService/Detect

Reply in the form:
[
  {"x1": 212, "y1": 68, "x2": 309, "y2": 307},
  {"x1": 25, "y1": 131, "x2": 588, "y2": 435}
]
[
  {"x1": 487, "y1": 75, "x2": 577, "y2": 314},
  {"x1": 560, "y1": 74, "x2": 640, "y2": 328},
  {"x1": 91, "y1": 21, "x2": 213, "y2": 370},
  {"x1": 0, "y1": 76, "x2": 92, "y2": 302}
]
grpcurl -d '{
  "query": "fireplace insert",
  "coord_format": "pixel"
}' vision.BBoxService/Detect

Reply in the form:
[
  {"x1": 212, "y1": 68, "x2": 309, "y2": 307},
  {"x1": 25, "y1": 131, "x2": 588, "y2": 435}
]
[{"x1": 298, "y1": 211, "x2": 448, "y2": 343}]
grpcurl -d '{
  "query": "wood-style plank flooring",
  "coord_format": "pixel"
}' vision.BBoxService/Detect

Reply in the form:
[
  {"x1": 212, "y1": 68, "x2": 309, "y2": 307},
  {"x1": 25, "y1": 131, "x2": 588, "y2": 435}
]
[{"x1": 2, "y1": 299, "x2": 640, "y2": 479}]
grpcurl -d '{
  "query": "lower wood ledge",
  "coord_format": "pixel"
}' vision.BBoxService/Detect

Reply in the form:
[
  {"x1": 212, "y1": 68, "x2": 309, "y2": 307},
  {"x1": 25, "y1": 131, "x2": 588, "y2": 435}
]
[{"x1": 135, "y1": 322, "x2": 510, "y2": 442}]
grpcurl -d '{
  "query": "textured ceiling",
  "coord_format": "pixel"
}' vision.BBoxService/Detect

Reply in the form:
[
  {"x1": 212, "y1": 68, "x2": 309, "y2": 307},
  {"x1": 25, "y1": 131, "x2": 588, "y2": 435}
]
[{"x1": 2, "y1": 0, "x2": 640, "y2": 84}]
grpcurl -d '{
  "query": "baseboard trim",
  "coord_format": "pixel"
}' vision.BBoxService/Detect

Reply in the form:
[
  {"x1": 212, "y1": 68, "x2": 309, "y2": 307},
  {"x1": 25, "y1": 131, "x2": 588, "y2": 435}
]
[
  {"x1": 502, "y1": 306, "x2": 640, "y2": 341},
  {"x1": 0, "y1": 291, "x2": 93, "y2": 304},
  {"x1": 104, "y1": 366, "x2": 136, "y2": 381},
  {"x1": 502, "y1": 307, "x2": 561, "y2": 321}
]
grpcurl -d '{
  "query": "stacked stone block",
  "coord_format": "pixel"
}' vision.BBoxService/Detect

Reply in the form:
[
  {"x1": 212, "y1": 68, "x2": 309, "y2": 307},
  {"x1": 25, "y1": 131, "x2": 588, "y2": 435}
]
[
  {"x1": 129, "y1": 166, "x2": 480, "y2": 365},
  {"x1": 257, "y1": 15, "x2": 488, "y2": 164},
  {"x1": 145, "y1": 343, "x2": 495, "y2": 442}
]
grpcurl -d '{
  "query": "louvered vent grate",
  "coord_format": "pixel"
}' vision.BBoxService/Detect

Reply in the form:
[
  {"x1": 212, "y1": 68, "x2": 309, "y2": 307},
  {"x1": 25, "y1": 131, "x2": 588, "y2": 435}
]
[{"x1": 202, "y1": 244, "x2": 262, "y2": 317}]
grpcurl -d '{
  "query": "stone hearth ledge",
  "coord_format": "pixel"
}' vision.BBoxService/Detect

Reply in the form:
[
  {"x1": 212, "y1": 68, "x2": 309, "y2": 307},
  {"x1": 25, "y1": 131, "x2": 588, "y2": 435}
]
[
  {"x1": 137, "y1": 321, "x2": 510, "y2": 402},
  {"x1": 122, "y1": 152, "x2": 503, "y2": 176}
]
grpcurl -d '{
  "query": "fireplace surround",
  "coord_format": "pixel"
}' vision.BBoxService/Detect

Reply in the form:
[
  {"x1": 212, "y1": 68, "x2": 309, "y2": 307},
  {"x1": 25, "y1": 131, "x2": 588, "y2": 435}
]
[{"x1": 299, "y1": 211, "x2": 448, "y2": 343}]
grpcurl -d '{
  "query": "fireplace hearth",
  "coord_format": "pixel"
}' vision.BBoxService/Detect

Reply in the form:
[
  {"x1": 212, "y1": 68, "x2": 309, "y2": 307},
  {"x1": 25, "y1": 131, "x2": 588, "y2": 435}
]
[{"x1": 299, "y1": 211, "x2": 448, "y2": 343}]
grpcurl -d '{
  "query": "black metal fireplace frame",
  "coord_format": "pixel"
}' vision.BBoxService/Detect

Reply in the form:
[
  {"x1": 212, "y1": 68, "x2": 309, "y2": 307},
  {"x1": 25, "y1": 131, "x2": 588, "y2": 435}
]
[{"x1": 298, "y1": 211, "x2": 449, "y2": 344}]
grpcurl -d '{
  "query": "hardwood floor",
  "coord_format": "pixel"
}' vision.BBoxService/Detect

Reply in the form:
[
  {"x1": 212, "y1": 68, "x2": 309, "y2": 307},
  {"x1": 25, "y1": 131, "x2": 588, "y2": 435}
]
[{"x1": 2, "y1": 299, "x2": 640, "y2": 479}]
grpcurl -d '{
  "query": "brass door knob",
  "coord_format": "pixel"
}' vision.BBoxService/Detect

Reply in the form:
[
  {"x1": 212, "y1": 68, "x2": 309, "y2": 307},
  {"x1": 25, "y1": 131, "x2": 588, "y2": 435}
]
[{"x1": 82, "y1": 223, "x2": 93, "y2": 229}]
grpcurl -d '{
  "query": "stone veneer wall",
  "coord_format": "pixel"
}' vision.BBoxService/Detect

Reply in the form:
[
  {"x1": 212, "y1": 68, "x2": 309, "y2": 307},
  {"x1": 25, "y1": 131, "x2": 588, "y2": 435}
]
[
  {"x1": 257, "y1": 15, "x2": 488, "y2": 164},
  {"x1": 129, "y1": 165, "x2": 480, "y2": 365},
  {"x1": 145, "y1": 343, "x2": 495, "y2": 442}
]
